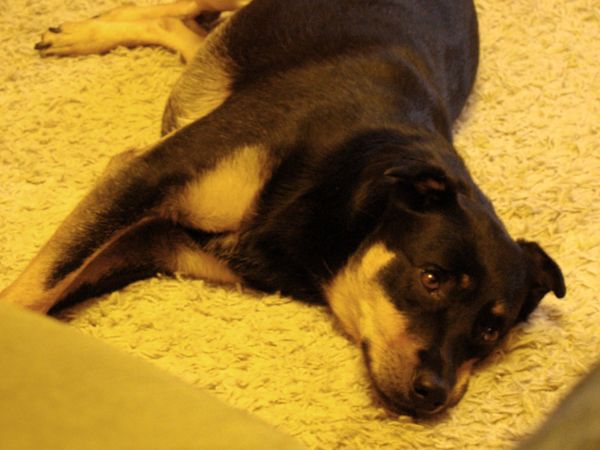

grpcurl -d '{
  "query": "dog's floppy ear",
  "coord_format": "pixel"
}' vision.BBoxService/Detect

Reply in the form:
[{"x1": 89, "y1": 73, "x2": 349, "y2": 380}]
[
  {"x1": 384, "y1": 161, "x2": 457, "y2": 210},
  {"x1": 518, "y1": 240, "x2": 566, "y2": 321}
]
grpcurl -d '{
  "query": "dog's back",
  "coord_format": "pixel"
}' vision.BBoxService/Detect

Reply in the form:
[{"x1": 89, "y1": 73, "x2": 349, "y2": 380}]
[
  {"x1": 164, "y1": 0, "x2": 478, "y2": 138},
  {"x1": 224, "y1": 0, "x2": 478, "y2": 121}
]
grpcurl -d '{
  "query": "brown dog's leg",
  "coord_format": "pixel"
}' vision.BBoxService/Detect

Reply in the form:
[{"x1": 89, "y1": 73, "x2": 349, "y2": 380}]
[
  {"x1": 95, "y1": 0, "x2": 246, "y2": 21},
  {"x1": 35, "y1": 17, "x2": 206, "y2": 63},
  {"x1": 34, "y1": 0, "x2": 248, "y2": 63}
]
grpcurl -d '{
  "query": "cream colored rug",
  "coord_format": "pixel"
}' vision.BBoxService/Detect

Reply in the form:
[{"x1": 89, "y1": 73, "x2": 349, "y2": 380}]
[{"x1": 1, "y1": 1, "x2": 599, "y2": 448}]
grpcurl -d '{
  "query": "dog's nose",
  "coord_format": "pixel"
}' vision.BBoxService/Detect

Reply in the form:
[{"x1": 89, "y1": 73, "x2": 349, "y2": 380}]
[{"x1": 411, "y1": 370, "x2": 448, "y2": 413}]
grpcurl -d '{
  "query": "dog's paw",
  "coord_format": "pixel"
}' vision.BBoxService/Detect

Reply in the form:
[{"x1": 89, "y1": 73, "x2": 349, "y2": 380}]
[{"x1": 34, "y1": 20, "x2": 118, "y2": 57}]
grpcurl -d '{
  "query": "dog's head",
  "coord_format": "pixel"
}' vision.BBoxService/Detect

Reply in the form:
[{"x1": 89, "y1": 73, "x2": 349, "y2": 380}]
[{"x1": 325, "y1": 134, "x2": 565, "y2": 417}]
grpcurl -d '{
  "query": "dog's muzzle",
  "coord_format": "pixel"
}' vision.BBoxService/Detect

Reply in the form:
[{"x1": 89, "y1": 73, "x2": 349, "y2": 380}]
[{"x1": 362, "y1": 340, "x2": 456, "y2": 417}]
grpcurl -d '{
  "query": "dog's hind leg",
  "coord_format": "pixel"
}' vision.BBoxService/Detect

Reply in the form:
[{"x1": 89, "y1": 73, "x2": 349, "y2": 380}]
[
  {"x1": 49, "y1": 220, "x2": 240, "y2": 313},
  {"x1": 0, "y1": 110, "x2": 273, "y2": 313},
  {"x1": 35, "y1": 17, "x2": 206, "y2": 63},
  {"x1": 95, "y1": 0, "x2": 247, "y2": 22},
  {"x1": 34, "y1": 0, "x2": 248, "y2": 63},
  {"x1": 0, "y1": 215, "x2": 238, "y2": 314}
]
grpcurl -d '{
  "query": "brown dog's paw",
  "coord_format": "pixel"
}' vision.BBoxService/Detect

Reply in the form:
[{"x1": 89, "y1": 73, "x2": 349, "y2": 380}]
[{"x1": 34, "y1": 20, "x2": 118, "y2": 57}]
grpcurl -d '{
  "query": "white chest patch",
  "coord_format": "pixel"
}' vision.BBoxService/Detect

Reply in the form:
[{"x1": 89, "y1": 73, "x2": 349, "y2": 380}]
[{"x1": 325, "y1": 243, "x2": 397, "y2": 341}]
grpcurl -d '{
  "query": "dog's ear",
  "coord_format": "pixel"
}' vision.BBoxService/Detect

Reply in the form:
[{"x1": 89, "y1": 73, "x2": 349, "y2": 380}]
[
  {"x1": 517, "y1": 240, "x2": 566, "y2": 321},
  {"x1": 384, "y1": 161, "x2": 457, "y2": 210}
]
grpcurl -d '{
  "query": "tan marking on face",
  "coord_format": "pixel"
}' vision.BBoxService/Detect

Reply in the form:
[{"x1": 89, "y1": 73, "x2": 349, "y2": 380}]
[
  {"x1": 448, "y1": 358, "x2": 476, "y2": 406},
  {"x1": 325, "y1": 243, "x2": 423, "y2": 396},
  {"x1": 460, "y1": 273, "x2": 472, "y2": 289},
  {"x1": 172, "y1": 146, "x2": 270, "y2": 232},
  {"x1": 492, "y1": 302, "x2": 507, "y2": 317},
  {"x1": 360, "y1": 244, "x2": 397, "y2": 280},
  {"x1": 363, "y1": 292, "x2": 424, "y2": 398},
  {"x1": 362, "y1": 286, "x2": 412, "y2": 351},
  {"x1": 324, "y1": 243, "x2": 396, "y2": 341}
]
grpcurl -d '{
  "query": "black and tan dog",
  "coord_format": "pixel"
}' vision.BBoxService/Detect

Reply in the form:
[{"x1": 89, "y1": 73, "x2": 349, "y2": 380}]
[{"x1": 2, "y1": 0, "x2": 566, "y2": 417}]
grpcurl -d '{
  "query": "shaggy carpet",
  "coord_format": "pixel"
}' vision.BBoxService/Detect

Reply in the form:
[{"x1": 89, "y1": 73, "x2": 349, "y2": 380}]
[{"x1": 1, "y1": 0, "x2": 599, "y2": 448}]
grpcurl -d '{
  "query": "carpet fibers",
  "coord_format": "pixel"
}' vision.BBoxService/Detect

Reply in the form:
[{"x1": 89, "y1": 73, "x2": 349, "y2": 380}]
[{"x1": 1, "y1": 0, "x2": 599, "y2": 448}]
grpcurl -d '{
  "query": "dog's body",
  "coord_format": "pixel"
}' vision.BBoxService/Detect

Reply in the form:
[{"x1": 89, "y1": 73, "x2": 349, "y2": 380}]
[{"x1": 2, "y1": 0, "x2": 565, "y2": 417}]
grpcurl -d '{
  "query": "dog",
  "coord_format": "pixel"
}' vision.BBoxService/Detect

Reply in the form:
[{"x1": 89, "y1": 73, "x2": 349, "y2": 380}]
[{"x1": 1, "y1": 0, "x2": 566, "y2": 417}]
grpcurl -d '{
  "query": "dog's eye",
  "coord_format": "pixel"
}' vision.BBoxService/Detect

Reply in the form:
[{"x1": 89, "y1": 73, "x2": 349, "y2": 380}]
[
  {"x1": 421, "y1": 270, "x2": 442, "y2": 292},
  {"x1": 480, "y1": 326, "x2": 500, "y2": 343}
]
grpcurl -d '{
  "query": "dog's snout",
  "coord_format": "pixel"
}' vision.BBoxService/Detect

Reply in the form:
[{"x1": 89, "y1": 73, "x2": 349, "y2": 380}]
[{"x1": 411, "y1": 370, "x2": 449, "y2": 413}]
